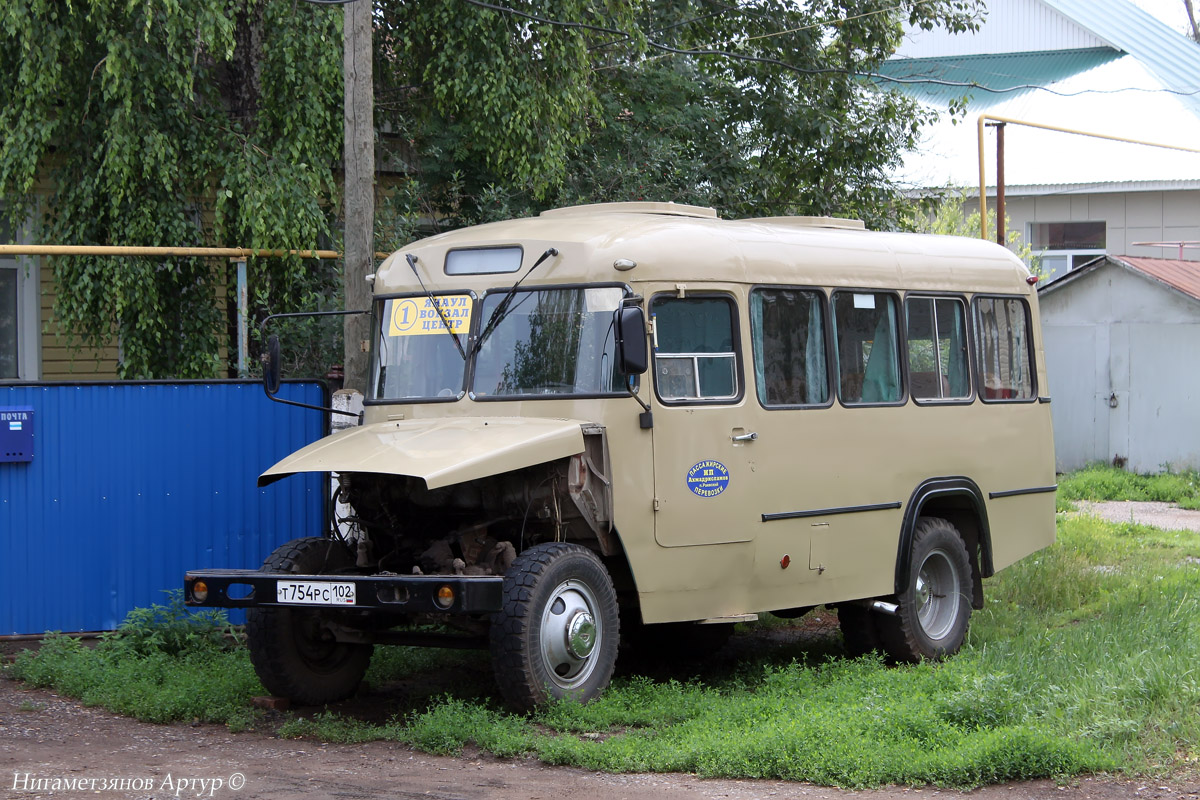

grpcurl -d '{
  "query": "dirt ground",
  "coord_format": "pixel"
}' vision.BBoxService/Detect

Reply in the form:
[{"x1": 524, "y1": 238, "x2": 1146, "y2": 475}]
[
  {"x1": 2, "y1": 501, "x2": 1198, "y2": 800},
  {"x1": 3, "y1": 676, "x2": 1197, "y2": 800}
]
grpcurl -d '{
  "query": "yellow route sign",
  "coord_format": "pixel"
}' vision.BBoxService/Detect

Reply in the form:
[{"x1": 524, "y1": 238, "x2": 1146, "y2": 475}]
[{"x1": 386, "y1": 295, "x2": 472, "y2": 337}]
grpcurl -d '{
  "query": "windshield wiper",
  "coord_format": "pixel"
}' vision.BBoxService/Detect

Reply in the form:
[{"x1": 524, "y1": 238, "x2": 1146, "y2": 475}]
[
  {"x1": 472, "y1": 247, "x2": 560, "y2": 354},
  {"x1": 405, "y1": 253, "x2": 466, "y2": 360}
]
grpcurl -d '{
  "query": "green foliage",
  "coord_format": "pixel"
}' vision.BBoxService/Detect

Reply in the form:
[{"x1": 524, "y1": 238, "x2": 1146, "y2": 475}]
[
  {"x1": 3, "y1": 1, "x2": 992, "y2": 375},
  {"x1": 6, "y1": 591, "x2": 259, "y2": 725},
  {"x1": 374, "y1": 1, "x2": 987, "y2": 235},
  {"x1": 99, "y1": 590, "x2": 236, "y2": 660},
  {"x1": 0, "y1": 0, "x2": 343, "y2": 378},
  {"x1": 909, "y1": 188, "x2": 1038, "y2": 270},
  {"x1": 8, "y1": 635, "x2": 262, "y2": 726},
  {"x1": 1059, "y1": 463, "x2": 1200, "y2": 507}
]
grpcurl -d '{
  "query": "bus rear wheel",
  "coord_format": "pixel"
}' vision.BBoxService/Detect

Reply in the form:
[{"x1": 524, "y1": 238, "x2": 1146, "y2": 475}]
[
  {"x1": 246, "y1": 537, "x2": 373, "y2": 705},
  {"x1": 877, "y1": 517, "x2": 972, "y2": 663},
  {"x1": 490, "y1": 542, "x2": 619, "y2": 712}
]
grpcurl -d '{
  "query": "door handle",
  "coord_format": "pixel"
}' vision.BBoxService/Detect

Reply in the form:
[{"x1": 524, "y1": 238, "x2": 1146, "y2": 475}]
[{"x1": 731, "y1": 431, "x2": 758, "y2": 442}]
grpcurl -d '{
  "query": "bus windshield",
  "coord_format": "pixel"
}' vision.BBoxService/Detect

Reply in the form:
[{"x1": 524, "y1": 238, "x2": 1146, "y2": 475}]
[
  {"x1": 471, "y1": 286, "x2": 628, "y2": 398},
  {"x1": 371, "y1": 294, "x2": 471, "y2": 400}
]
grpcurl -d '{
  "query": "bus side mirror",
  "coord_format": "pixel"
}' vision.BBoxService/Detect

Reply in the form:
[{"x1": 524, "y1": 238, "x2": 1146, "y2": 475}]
[
  {"x1": 264, "y1": 334, "x2": 282, "y2": 396},
  {"x1": 615, "y1": 306, "x2": 648, "y2": 375}
]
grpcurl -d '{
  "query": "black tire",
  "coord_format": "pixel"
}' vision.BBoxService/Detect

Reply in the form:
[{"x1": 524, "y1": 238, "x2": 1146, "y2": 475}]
[
  {"x1": 876, "y1": 517, "x2": 972, "y2": 663},
  {"x1": 490, "y1": 543, "x2": 620, "y2": 712},
  {"x1": 836, "y1": 604, "x2": 884, "y2": 658},
  {"x1": 246, "y1": 537, "x2": 373, "y2": 705}
]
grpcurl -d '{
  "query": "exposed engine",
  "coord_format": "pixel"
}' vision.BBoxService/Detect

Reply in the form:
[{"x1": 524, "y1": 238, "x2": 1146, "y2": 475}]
[{"x1": 334, "y1": 463, "x2": 567, "y2": 578}]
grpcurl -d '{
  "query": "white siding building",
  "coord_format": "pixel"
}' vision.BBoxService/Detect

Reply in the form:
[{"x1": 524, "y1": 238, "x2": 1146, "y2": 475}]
[
  {"x1": 1040, "y1": 256, "x2": 1200, "y2": 471},
  {"x1": 881, "y1": 0, "x2": 1200, "y2": 279}
]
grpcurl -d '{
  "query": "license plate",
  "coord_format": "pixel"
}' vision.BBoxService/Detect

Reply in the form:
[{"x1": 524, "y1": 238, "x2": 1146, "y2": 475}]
[{"x1": 276, "y1": 580, "x2": 357, "y2": 606}]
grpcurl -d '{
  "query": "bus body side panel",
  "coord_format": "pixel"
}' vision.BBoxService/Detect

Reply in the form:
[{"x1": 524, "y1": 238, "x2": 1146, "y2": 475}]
[{"x1": 983, "y1": 401, "x2": 1058, "y2": 571}]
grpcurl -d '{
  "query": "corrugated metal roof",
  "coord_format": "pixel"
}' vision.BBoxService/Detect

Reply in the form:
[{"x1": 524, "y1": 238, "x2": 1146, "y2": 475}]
[
  {"x1": 877, "y1": 48, "x2": 1122, "y2": 108},
  {"x1": 884, "y1": 0, "x2": 1200, "y2": 188},
  {"x1": 1043, "y1": 0, "x2": 1200, "y2": 114},
  {"x1": 924, "y1": 179, "x2": 1200, "y2": 197},
  {"x1": 1115, "y1": 256, "x2": 1200, "y2": 301},
  {"x1": 1040, "y1": 255, "x2": 1200, "y2": 302}
]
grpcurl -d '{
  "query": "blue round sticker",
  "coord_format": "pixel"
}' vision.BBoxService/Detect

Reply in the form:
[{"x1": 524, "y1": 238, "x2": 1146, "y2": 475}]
[{"x1": 686, "y1": 460, "x2": 730, "y2": 498}]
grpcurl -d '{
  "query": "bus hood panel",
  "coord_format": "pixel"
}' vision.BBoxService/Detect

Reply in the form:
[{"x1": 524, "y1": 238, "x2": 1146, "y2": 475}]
[{"x1": 258, "y1": 417, "x2": 588, "y2": 490}]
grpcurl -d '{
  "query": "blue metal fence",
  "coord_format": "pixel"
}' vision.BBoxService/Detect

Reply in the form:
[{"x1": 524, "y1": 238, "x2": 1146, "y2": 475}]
[{"x1": 0, "y1": 381, "x2": 329, "y2": 634}]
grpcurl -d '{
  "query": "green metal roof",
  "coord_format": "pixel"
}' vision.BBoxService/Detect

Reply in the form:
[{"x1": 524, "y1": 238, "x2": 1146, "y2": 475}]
[{"x1": 875, "y1": 48, "x2": 1122, "y2": 108}]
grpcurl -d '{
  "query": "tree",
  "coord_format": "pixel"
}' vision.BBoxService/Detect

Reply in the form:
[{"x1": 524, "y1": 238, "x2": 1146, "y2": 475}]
[
  {"x1": 2, "y1": 0, "x2": 985, "y2": 377},
  {"x1": 909, "y1": 188, "x2": 1039, "y2": 274},
  {"x1": 374, "y1": 0, "x2": 985, "y2": 233},
  {"x1": 0, "y1": 0, "x2": 343, "y2": 378}
]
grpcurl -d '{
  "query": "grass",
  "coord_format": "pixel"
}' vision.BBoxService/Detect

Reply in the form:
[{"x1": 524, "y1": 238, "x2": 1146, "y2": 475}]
[
  {"x1": 6, "y1": 477, "x2": 1200, "y2": 787},
  {"x1": 1058, "y1": 463, "x2": 1200, "y2": 510}
]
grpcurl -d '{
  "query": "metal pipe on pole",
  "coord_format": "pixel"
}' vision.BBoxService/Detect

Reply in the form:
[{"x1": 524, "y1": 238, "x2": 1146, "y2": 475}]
[
  {"x1": 976, "y1": 114, "x2": 1200, "y2": 242},
  {"x1": 0, "y1": 245, "x2": 388, "y2": 376},
  {"x1": 995, "y1": 122, "x2": 1005, "y2": 246}
]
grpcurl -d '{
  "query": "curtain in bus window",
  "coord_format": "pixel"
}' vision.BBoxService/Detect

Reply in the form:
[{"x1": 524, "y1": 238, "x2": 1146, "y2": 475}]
[
  {"x1": 805, "y1": 294, "x2": 827, "y2": 404},
  {"x1": 750, "y1": 293, "x2": 767, "y2": 399},
  {"x1": 976, "y1": 297, "x2": 1033, "y2": 400},
  {"x1": 750, "y1": 289, "x2": 827, "y2": 406},
  {"x1": 861, "y1": 299, "x2": 899, "y2": 403},
  {"x1": 944, "y1": 300, "x2": 969, "y2": 397}
]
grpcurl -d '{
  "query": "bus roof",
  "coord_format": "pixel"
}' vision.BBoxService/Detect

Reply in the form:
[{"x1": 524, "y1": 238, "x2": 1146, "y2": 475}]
[{"x1": 373, "y1": 202, "x2": 1034, "y2": 296}]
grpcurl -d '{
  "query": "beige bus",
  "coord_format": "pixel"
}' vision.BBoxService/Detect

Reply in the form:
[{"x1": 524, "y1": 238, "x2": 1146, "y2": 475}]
[{"x1": 186, "y1": 201, "x2": 1056, "y2": 711}]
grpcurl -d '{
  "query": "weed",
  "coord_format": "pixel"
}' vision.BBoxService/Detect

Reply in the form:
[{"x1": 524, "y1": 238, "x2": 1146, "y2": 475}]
[
  {"x1": 1059, "y1": 464, "x2": 1200, "y2": 505},
  {"x1": 98, "y1": 590, "x2": 238, "y2": 660},
  {"x1": 8, "y1": 597, "x2": 259, "y2": 726}
]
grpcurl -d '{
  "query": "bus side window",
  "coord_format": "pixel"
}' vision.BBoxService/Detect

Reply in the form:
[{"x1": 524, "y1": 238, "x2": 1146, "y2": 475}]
[
  {"x1": 832, "y1": 291, "x2": 901, "y2": 404},
  {"x1": 974, "y1": 296, "x2": 1034, "y2": 401},
  {"x1": 750, "y1": 288, "x2": 829, "y2": 406},
  {"x1": 651, "y1": 295, "x2": 739, "y2": 401},
  {"x1": 905, "y1": 296, "x2": 971, "y2": 401}
]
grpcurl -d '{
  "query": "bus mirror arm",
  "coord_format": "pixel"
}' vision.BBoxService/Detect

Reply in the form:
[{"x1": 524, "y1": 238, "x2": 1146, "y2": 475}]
[
  {"x1": 260, "y1": 309, "x2": 371, "y2": 422},
  {"x1": 625, "y1": 376, "x2": 653, "y2": 430},
  {"x1": 614, "y1": 304, "x2": 653, "y2": 429}
]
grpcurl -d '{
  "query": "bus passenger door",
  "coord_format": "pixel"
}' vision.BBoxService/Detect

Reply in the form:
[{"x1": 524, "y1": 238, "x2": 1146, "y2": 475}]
[{"x1": 648, "y1": 292, "x2": 758, "y2": 547}]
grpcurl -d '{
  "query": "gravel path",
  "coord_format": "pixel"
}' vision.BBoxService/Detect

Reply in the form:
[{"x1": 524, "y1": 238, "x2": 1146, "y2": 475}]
[{"x1": 1073, "y1": 501, "x2": 1200, "y2": 532}]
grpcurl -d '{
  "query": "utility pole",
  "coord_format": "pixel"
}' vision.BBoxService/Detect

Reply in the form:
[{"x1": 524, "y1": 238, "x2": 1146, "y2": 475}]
[{"x1": 342, "y1": 0, "x2": 374, "y2": 394}]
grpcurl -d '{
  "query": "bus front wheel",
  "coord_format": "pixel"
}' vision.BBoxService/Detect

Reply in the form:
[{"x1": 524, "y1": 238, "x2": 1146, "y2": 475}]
[
  {"x1": 490, "y1": 542, "x2": 620, "y2": 712},
  {"x1": 246, "y1": 537, "x2": 373, "y2": 705},
  {"x1": 877, "y1": 517, "x2": 972, "y2": 662}
]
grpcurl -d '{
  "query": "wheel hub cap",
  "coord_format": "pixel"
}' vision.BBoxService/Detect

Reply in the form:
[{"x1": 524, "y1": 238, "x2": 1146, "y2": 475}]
[
  {"x1": 540, "y1": 580, "x2": 603, "y2": 688},
  {"x1": 566, "y1": 611, "x2": 597, "y2": 659},
  {"x1": 916, "y1": 549, "x2": 959, "y2": 641}
]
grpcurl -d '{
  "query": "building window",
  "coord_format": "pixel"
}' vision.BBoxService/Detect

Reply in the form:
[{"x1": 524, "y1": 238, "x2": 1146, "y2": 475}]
[
  {"x1": 0, "y1": 266, "x2": 16, "y2": 378},
  {"x1": 1030, "y1": 221, "x2": 1106, "y2": 279},
  {"x1": 0, "y1": 208, "x2": 37, "y2": 381}
]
